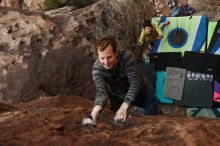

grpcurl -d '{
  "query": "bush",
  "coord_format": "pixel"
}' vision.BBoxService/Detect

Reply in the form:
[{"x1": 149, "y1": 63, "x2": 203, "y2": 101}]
[
  {"x1": 44, "y1": 0, "x2": 68, "y2": 10},
  {"x1": 91, "y1": 0, "x2": 154, "y2": 61},
  {"x1": 68, "y1": 0, "x2": 94, "y2": 8},
  {"x1": 44, "y1": 0, "x2": 94, "y2": 10}
]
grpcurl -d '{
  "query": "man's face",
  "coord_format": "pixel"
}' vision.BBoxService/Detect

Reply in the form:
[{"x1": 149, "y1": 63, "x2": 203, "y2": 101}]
[
  {"x1": 144, "y1": 26, "x2": 152, "y2": 33},
  {"x1": 98, "y1": 44, "x2": 118, "y2": 70}
]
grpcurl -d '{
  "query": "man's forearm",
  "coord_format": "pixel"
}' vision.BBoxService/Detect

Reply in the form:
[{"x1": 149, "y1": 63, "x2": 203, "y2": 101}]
[{"x1": 91, "y1": 105, "x2": 102, "y2": 122}]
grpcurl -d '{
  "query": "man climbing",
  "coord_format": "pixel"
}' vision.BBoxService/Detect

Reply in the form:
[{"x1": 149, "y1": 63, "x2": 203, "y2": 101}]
[
  {"x1": 137, "y1": 19, "x2": 170, "y2": 60},
  {"x1": 83, "y1": 35, "x2": 158, "y2": 127}
]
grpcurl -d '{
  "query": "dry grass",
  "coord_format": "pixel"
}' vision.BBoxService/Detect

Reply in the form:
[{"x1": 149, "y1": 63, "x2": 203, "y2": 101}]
[{"x1": 90, "y1": 0, "x2": 154, "y2": 61}]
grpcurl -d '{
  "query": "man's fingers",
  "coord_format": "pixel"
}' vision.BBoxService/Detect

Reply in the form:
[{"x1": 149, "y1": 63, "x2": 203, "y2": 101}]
[
  {"x1": 114, "y1": 113, "x2": 121, "y2": 121},
  {"x1": 114, "y1": 112, "x2": 121, "y2": 120},
  {"x1": 123, "y1": 115, "x2": 126, "y2": 122},
  {"x1": 114, "y1": 112, "x2": 126, "y2": 122}
]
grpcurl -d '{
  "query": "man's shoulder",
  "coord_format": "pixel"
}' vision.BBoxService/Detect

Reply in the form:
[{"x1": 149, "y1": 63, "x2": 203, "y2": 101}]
[
  {"x1": 118, "y1": 49, "x2": 136, "y2": 64},
  {"x1": 151, "y1": 23, "x2": 158, "y2": 27},
  {"x1": 93, "y1": 60, "x2": 102, "y2": 69},
  {"x1": 118, "y1": 49, "x2": 133, "y2": 58}
]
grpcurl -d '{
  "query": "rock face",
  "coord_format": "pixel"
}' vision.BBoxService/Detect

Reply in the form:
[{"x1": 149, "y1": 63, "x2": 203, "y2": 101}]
[
  {"x1": 152, "y1": 0, "x2": 220, "y2": 20},
  {"x1": 0, "y1": 0, "x2": 220, "y2": 104},
  {"x1": 0, "y1": 0, "x2": 44, "y2": 11},
  {"x1": 0, "y1": 0, "x2": 154, "y2": 104},
  {"x1": 0, "y1": 95, "x2": 220, "y2": 146},
  {"x1": 0, "y1": 1, "x2": 106, "y2": 103},
  {"x1": 185, "y1": 0, "x2": 220, "y2": 20}
]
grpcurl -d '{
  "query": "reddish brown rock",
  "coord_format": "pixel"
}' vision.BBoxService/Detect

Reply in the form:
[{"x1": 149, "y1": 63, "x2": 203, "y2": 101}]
[{"x1": 0, "y1": 95, "x2": 220, "y2": 146}]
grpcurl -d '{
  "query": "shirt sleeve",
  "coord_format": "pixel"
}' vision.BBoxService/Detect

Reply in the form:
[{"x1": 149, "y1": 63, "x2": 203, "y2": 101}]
[
  {"x1": 92, "y1": 63, "x2": 109, "y2": 108},
  {"x1": 138, "y1": 29, "x2": 146, "y2": 46},
  {"x1": 153, "y1": 23, "x2": 162, "y2": 36},
  {"x1": 123, "y1": 52, "x2": 142, "y2": 105}
]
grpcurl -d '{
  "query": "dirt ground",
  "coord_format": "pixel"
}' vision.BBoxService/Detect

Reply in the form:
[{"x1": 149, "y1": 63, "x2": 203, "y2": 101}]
[{"x1": 0, "y1": 95, "x2": 220, "y2": 146}]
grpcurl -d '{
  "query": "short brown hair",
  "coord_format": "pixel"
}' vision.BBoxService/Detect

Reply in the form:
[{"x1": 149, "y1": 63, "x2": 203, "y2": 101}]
[{"x1": 95, "y1": 35, "x2": 117, "y2": 54}]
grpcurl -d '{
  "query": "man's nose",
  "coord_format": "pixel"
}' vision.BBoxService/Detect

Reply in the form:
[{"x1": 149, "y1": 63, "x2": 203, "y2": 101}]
[{"x1": 103, "y1": 59, "x2": 108, "y2": 64}]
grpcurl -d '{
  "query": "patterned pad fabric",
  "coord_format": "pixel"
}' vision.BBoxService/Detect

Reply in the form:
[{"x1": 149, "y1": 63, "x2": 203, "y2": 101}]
[
  {"x1": 186, "y1": 71, "x2": 213, "y2": 81},
  {"x1": 175, "y1": 71, "x2": 213, "y2": 107},
  {"x1": 212, "y1": 66, "x2": 220, "y2": 106},
  {"x1": 151, "y1": 16, "x2": 207, "y2": 55},
  {"x1": 207, "y1": 20, "x2": 220, "y2": 54},
  {"x1": 155, "y1": 71, "x2": 174, "y2": 104},
  {"x1": 187, "y1": 108, "x2": 220, "y2": 118},
  {"x1": 183, "y1": 51, "x2": 220, "y2": 75},
  {"x1": 163, "y1": 67, "x2": 186, "y2": 101},
  {"x1": 150, "y1": 52, "x2": 182, "y2": 71}
]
